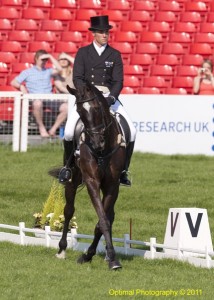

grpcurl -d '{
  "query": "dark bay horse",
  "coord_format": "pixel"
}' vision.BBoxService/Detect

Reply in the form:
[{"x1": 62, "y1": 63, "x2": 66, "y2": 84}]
[{"x1": 54, "y1": 82, "x2": 126, "y2": 269}]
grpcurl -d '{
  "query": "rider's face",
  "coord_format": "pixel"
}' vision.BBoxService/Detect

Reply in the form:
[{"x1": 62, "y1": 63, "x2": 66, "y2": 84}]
[{"x1": 93, "y1": 30, "x2": 110, "y2": 47}]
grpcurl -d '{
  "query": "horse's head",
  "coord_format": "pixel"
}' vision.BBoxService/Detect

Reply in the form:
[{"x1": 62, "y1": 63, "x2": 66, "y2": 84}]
[{"x1": 67, "y1": 82, "x2": 111, "y2": 152}]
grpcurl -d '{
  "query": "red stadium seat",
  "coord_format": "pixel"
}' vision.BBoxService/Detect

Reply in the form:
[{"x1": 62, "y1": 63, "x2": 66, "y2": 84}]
[
  {"x1": 107, "y1": 0, "x2": 130, "y2": 10},
  {"x1": 69, "y1": 20, "x2": 90, "y2": 32},
  {"x1": 61, "y1": 31, "x2": 83, "y2": 44},
  {"x1": 124, "y1": 65, "x2": 144, "y2": 76},
  {"x1": 41, "y1": 20, "x2": 64, "y2": 31},
  {"x1": 1, "y1": 41, "x2": 23, "y2": 52},
  {"x1": 28, "y1": 41, "x2": 52, "y2": 52},
  {"x1": 34, "y1": 31, "x2": 59, "y2": 42},
  {"x1": 150, "y1": 65, "x2": 174, "y2": 78},
  {"x1": 200, "y1": 22, "x2": 214, "y2": 33},
  {"x1": 156, "y1": 54, "x2": 180, "y2": 67},
  {"x1": 1, "y1": 0, "x2": 23, "y2": 6},
  {"x1": 54, "y1": 0, "x2": 76, "y2": 8},
  {"x1": 50, "y1": 9, "x2": 73, "y2": 21},
  {"x1": 143, "y1": 76, "x2": 168, "y2": 93},
  {"x1": 194, "y1": 33, "x2": 214, "y2": 46},
  {"x1": 79, "y1": 0, "x2": 102, "y2": 9},
  {"x1": 138, "y1": 87, "x2": 161, "y2": 94},
  {"x1": 8, "y1": 30, "x2": 33, "y2": 42},
  {"x1": 0, "y1": 52, "x2": 17, "y2": 64},
  {"x1": 124, "y1": 75, "x2": 141, "y2": 92},
  {"x1": 169, "y1": 32, "x2": 192, "y2": 45},
  {"x1": 54, "y1": 41, "x2": 78, "y2": 54},
  {"x1": 22, "y1": 8, "x2": 46, "y2": 19},
  {"x1": 185, "y1": 1, "x2": 207, "y2": 16},
  {"x1": 190, "y1": 43, "x2": 212, "y2": 55},
  {"x1": 165, "y1": 88, "x2": 187, "y2": 94},
  {"x1": 15, "y1": 19, "x2": 39, "y2": 31},
  {"x1": 120, "y1": 21, "x2": 143, "y2": 32},
  {"x1": 130, "y1": 53, "x2": 153, "y2": 66},
  {"x1": 133, "y1": 1, "x2": 156, "y2": 12},
  {"x1": 172, "y1": 76, "x2": 193, "y2": 93},
  {"x1": 176, "y1": 65, "x2": 198, "y2": 77},
  {"x1": 0, "y1": 7, "x2": 20, "y2": 19},
  {"x1": 0, "y1": 19, "x2": 13, "y2": 32},
  {"x1": 182, "y1": 54, "x2": 204, "y2": 66},
  {"x1": 148, "y1": 21, "x2": 171, "y2": 39},
  {"x1": 158, "y1": 1, "x2": 182, "y2": 13},
  {"x1": 121, "y1": 87, "x2": 135, "y2": 94},
  {"x1": 174, "y1": 22, "x2": 197, "y2": 38},
  {"x1": 115, "y1": 32, "x2": 138, "y2": 43},
  {"x1": 20, "y1": 52, "x2": 35, "y2": 63},
  {"x1": 28, "y1": 0, "x2": 51, "y2": 7},
  {"x1": 129, "y1": 11, "x2": 152, "y2": 29},
  {"x1": 136, "y1": 43, "x2": 159, "y2": 60},
  {"x1": 161, "y1": 43, "x2": 185, "y2": 55},
  {"x1": 12, "y1": 62, "x2": 33, "y2": 73},
  {"x1": 101, "y1": 10, "x2": 124, "y2": 22},
  {"x1": 140, "y1": 31, "x2": 163, "y2": 43},
  {"x1": 154, "y1": 11, "x2": 177, "y2": 23},
  {"x1": 75, "y1": 9, "x2": 97, "y2": 21},
  {"x1": 179, "y1": 12, "x2": 202, "y2": 24}
]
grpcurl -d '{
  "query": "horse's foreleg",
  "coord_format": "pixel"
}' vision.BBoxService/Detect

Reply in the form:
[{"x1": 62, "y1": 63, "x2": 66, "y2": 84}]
[{"x1": 56, "y1": 181, "x2": 78, "y2": 259}]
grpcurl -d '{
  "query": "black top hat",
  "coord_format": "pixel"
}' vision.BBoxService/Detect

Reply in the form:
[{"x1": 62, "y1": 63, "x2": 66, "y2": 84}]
[{"x1": 88, "y1": 15, "x2": 113, "y2": 31}]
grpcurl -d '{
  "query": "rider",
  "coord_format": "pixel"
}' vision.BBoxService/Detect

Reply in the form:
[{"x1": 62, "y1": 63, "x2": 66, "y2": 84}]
[{"x1": 59, "y1": 15, "x2": 136, "y2": 186}]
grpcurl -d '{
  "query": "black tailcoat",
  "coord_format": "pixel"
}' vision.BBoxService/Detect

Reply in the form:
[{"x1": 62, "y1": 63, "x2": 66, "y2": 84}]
[{"x1": 73, "y1": 43, "x2": 123, "y2": 99}]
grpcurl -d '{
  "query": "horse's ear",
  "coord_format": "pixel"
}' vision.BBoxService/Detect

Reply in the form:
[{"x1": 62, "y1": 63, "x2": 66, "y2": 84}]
[{"x1": 66, "y1": 85, "x2": 76, "y2": 95}]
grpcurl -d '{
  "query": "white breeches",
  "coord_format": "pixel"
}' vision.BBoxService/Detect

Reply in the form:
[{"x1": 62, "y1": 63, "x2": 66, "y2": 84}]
[{"x1": 64, "y1": 100, "x2": 137, "y2": 142}]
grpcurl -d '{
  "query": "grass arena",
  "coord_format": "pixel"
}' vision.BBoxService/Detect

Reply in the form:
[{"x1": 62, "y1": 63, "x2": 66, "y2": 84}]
[{"x1": 0, "y1": 144, "x2": 214, "y2": 299}]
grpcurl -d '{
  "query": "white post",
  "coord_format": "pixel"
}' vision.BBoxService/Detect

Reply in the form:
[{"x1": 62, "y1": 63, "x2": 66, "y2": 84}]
[
  {"x1": 70, "y1": 228, "x2": 77, "y2": 249},
  {"x1": 45, "y1": 226, "x2": 51, "y2": 247},
  {"x1": 150, "y1": 237, "x2": 156, "y2": 259},
  {"x1": 19, "y1": 222, "x2": 25, "y2": 245},
  {"x1": 20, "y1": 95, "x2": 29, "y2": 152},
  {"x1": 124, "y1": 234, "x2": 130, "y2": 255},
  {"x1": 12, "y1": 92, "x2": 22, "y2": 152}
]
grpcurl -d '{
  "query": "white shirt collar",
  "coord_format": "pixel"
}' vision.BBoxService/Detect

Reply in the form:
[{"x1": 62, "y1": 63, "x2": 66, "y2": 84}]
[{"x1": 93, "y1": 41, "x2": 107, "y2": 56}]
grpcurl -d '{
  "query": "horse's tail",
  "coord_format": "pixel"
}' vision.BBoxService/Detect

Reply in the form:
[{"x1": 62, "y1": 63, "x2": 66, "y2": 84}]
[{"x1": 48, "y1": 167, "x2": 62, "y2": 179}]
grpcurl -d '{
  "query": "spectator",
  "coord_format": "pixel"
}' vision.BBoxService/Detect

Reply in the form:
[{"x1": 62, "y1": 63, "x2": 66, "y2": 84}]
[
  {"x1": 10, "y1": 49, "x2": 67, "y2": 138},
  {"x1": 193, "y1": 59, "x2": 214, "y2": 95},
  {"x1": 53, "y1": 52, "x2": 75, "y2": 94}
]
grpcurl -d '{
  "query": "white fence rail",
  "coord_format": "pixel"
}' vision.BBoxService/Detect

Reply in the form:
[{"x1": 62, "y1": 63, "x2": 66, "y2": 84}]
[
  {"x1": 1, "y1": 222, "x2": 214, "y2": 269},
  {"x1": 0, "y1": 92, "x2": 75, "y2": 151}
]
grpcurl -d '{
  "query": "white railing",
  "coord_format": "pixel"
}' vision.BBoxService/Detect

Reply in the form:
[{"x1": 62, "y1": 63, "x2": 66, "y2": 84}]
[
  {"x1": 0, "y1": 92, "x2": 75, "y2": 152},
  {"x1": 0, "y1": 222, "x2": 214, "y2": 269}
]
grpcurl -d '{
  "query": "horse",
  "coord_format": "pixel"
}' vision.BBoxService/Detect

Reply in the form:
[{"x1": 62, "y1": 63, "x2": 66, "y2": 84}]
[{"x1": 52, "y1": 82, "x2": 126, "y2": 269}]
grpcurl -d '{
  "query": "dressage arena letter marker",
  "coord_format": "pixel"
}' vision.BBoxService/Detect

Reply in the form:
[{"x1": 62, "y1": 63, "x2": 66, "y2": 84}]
[{"x1": 164, "y1": 208, "x2": 213, "y2": 256}]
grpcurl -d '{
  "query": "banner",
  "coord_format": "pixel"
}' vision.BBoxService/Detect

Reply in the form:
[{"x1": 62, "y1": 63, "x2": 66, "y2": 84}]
[{"x1": 120, "y1": 94, "x2": 214, "y2": 155}]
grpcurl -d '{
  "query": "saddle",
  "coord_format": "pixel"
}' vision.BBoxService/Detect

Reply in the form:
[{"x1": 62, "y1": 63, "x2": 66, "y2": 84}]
[{"x1": 73, "y1": 112, "x2": 130, "y2": 153}]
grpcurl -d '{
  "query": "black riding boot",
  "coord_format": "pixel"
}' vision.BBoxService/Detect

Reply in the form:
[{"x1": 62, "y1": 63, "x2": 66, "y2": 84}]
[
  {"x1": 58, "y1": 140, "x2": 74, "y2": 184},
  {"x1": 120, "y1": 141, "x2": 135, "y2": 187}
]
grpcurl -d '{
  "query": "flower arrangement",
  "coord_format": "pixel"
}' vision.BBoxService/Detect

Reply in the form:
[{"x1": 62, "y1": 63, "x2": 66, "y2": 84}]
[{"x1": 33, "y1": 180, "x2": 78, "y2": 232}]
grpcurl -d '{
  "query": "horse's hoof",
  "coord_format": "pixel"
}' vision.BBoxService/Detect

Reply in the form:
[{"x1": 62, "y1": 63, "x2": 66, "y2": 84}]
[
  {"x1": 55, "y1": 250, "x2": 66, "y2": 259},
  {"x1": 77, "y1": 253, "x2": 92, "y2": 264},
  {"x1": 109, "y1": 260, "x2": 122, "y2": 270}
]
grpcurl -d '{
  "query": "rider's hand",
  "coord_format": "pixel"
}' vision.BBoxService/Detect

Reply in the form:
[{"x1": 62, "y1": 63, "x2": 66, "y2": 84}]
[{"x1": 106, "y1": 95, "x2": 116, "y2": 107}]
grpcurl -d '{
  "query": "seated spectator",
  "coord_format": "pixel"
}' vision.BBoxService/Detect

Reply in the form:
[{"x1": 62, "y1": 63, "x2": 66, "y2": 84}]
[
  {"x1": 10, "y1": 49, "x2": 67, "y2": 138},
  {"x1": 53, "y1": 52, "x2": 75, "y2": 94},
  {"x1": 193, "y1": 59, "x2": 214, "y2": 95}
]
